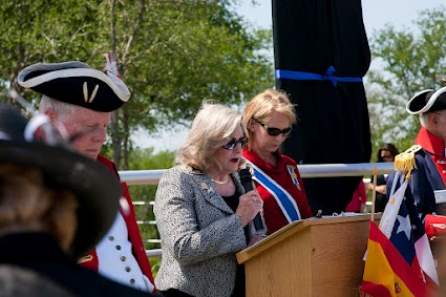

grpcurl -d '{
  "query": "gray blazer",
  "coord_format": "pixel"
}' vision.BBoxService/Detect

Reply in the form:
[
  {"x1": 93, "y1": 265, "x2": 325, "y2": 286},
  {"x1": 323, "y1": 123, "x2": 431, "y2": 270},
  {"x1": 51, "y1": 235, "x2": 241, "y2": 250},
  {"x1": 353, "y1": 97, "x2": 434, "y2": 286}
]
[{"x1": 154, "y1": 165, "x2": 254, "y2": 297}]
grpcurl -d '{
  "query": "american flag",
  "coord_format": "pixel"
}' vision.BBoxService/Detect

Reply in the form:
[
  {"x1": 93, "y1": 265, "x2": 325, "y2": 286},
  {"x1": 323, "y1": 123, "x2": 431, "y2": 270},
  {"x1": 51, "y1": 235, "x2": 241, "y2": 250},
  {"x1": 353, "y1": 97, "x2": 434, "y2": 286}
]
[
  {"x1": 381, "y1": 173, "x2": 438, "y2": 287},
  {"x1": 361, "y1": 174, "x2": 438, "y2": 297}
]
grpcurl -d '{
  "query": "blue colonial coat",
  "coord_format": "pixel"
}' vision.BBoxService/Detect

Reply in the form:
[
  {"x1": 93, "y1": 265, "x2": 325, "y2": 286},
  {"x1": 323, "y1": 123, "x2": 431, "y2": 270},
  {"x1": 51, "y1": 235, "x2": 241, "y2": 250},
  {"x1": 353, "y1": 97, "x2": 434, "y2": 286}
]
[{"x1": 387, "y1": 149, "x2": 442, "y2": 216}]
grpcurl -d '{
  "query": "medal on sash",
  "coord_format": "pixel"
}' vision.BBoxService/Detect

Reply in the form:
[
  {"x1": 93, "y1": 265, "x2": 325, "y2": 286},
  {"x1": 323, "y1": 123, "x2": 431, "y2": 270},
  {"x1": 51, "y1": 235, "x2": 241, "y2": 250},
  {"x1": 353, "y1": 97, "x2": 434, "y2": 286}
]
[{"x1": 286, "y1": 165, "x2": 301, "y2": 191}]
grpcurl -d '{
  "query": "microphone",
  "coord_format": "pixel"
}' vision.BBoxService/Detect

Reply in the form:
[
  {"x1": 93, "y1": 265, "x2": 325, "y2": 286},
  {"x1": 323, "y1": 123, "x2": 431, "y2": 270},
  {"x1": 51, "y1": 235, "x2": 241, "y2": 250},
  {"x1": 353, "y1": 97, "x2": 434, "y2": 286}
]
[{"x1": 239, "y1": 166, "x2": 266, "y2": 234}]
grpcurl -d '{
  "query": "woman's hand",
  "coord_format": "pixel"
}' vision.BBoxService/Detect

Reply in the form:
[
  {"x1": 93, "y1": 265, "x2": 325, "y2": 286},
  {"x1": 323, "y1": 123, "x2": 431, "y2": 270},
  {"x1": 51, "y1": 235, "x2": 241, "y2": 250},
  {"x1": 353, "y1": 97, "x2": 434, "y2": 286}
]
[
  {"x1": 367, "y1": 183, "x2": 387, "y2": 195},
  {"x1": 236, "y1": 190, "x2": 263, "y2": 227}
]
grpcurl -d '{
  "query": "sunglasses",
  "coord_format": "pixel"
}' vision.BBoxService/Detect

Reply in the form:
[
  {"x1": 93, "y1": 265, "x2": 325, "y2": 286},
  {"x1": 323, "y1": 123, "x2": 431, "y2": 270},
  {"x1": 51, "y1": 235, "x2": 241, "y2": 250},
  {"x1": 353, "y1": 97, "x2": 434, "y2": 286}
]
[
  {"x1": 253, "y1": 118, "x2": 292, "y2": 136},
  {"x1": 222, "y1": 136, "x2": 247, "y2": 150}
]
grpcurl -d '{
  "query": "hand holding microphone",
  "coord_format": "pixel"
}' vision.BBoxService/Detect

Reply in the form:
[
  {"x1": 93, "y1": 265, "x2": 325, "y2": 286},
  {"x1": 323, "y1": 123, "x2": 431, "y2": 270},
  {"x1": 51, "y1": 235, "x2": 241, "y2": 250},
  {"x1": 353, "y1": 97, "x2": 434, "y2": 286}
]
[
  {"x1": 237, "y1": 166, "x2": 267, "y2": 234},
  {"x1": 236, "y1": 190, "x2": 263, "y2": 227}
]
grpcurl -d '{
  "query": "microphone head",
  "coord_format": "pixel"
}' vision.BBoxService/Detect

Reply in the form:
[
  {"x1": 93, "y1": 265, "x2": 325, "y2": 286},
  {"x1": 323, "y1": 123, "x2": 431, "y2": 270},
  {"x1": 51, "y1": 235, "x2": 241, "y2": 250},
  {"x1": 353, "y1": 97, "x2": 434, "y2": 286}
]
[
  {"x1": 239, "y1": 167, "x2": 250, "y2": 180},
  {"x1": 239, "y1": 164, "x2": 254, "y2": 193},
  {"x1": 238, "y1": 159, "x2": 252, "y2": 172},
  {"x1": 238, "y1": 164, "x2": 252, "y2": 181}
]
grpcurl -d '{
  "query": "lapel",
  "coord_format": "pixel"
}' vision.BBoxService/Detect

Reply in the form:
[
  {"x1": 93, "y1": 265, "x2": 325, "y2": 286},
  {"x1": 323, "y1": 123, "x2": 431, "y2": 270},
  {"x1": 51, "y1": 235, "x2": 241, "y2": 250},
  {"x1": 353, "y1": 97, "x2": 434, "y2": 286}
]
[{"x1": 185, "y1": 166, "x2": 235, "y2": 214}]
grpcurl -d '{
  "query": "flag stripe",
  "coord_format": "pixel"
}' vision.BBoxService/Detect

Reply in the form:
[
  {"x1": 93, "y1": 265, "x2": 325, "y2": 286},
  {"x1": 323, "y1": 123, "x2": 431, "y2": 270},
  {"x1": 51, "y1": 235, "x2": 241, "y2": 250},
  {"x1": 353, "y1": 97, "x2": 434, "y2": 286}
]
[
  {"x1": 363, "y1": 239, "x2": 415, "y2": 297},
  {"x1": 360, "y1": 281, "x2": 393, "y2": 297},
  {"x1": 366, "y1": 222, "x2": 426, "y2": 296},
  {"x1": 414, "y1": 234, "x2": 439, "y2": 284}
]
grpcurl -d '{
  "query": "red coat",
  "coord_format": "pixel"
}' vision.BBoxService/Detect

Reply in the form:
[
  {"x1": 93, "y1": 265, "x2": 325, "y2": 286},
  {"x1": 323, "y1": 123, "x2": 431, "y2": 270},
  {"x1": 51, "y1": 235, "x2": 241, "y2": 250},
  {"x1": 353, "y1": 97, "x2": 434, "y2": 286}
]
[
  {"x1": 416, "y1": 127, "x2": 446, "y2": 184},
  {"x1": 345, "y1": 181, "x2": 366, "y2": 213},
  {"x1": 242, "y1": 149, "x2": 312, "y2": 234},
  {"x1": 80, "y1": 155, "x2": 155, "y2": 289}
]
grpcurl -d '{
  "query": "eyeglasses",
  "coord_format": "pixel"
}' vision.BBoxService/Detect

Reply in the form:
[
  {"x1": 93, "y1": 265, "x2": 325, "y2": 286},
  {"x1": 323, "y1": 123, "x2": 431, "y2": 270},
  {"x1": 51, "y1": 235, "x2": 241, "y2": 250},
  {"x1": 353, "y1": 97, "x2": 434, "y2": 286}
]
[
  {"x1": 222, "y1": 136, "x2": 247, "y2": 150},
  {"x1": 253, "y1": 118, "x2": 292, "y2": 136}
]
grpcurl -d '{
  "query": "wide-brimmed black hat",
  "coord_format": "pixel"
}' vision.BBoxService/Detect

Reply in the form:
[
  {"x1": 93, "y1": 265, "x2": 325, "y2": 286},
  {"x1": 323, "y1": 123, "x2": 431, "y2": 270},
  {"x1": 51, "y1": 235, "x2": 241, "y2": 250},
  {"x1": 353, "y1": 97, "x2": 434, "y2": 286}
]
[
  {"x1": 17, "y1": 61, "x2": 130, "y2": 112},
  {"x1": 0, "y1": 104, "x2": 120, "y2": 258},
  {"x1": 406, "y1": 87, "x2": 446, "y2": 114}
]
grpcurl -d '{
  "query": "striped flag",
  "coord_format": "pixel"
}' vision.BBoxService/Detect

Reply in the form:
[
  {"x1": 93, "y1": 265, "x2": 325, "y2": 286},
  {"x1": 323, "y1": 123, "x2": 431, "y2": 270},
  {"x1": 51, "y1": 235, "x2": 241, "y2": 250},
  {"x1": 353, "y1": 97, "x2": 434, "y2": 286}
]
[{"x1": 360, "y1": 176, "x2": 438, "y2": 297}]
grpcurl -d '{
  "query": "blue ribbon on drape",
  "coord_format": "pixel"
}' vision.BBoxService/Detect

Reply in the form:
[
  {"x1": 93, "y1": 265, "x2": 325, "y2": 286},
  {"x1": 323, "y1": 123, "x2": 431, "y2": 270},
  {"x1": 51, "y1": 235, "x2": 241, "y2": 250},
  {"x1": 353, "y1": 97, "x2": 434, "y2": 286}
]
[{"x1": 275, "y1": 66, "x2": 362, "y2": 86}]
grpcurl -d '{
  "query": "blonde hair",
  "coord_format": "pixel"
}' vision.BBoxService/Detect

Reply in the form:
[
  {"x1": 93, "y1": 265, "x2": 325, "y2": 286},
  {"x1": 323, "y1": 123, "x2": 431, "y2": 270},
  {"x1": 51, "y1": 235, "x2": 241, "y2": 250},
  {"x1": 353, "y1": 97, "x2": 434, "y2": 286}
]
[
  {"x1": 0, "y1": 164, "x2": 78, "y2": 252},
  {"x1": 242, "y1": 89, "x2": 296, "y2": 149},
  {"x1": 176, "y1": 103, "x2": 241, "y2": 172}
]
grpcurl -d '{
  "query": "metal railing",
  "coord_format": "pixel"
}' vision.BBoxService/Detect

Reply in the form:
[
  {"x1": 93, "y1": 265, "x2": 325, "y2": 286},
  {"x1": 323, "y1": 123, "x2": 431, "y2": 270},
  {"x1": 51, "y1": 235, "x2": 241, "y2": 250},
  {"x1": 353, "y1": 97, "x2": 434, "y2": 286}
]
[
  {"x1": 120, "y1": 162, "x2": 395, "y2": 259},
  {"x1": 120, "y1": 162, "x2": 394, "y2": 185}
]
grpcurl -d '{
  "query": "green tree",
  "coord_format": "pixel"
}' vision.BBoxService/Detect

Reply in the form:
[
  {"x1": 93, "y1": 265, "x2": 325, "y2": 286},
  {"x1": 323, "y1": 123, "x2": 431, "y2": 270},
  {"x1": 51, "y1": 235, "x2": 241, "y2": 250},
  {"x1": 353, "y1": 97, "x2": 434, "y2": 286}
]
[
  {"x1": 367, "y1": 6, "x2": 446, "y2": 153},
  {"x1": 0, "y1": 0, "x2": 273, "y2": 168}
]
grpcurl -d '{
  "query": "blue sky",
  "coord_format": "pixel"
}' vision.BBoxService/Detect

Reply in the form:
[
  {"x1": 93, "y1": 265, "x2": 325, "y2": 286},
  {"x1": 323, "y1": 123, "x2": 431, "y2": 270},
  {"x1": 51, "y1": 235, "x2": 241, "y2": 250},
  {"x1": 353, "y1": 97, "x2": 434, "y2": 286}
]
[
  {"x1": 238, "y1": 0, "x2": 445, "y2": 34},
  {"x1": 136, "y1": 0, "x2": 445, "y2": 151}
]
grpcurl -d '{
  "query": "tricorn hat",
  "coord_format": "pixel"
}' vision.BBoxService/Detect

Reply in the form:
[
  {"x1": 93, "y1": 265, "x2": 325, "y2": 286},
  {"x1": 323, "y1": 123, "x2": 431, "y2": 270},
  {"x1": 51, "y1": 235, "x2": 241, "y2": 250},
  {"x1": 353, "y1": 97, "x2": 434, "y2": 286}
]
[
  {"x1": 406, "y1": 87, "x2": 446, "y2": 114},
  {"x1": 17, "y1": 61, "x2": 130, "y2": 112},
  {"x1": 0, "y1": 104, "x2": 120, "y2": 257}
]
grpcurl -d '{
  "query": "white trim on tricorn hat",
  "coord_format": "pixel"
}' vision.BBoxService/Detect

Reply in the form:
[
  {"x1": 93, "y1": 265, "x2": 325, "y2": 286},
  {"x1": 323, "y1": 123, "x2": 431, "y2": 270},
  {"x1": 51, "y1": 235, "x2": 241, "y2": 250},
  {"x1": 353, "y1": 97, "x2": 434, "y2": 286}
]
[
  {"x1": 406, "y1": 87, "x2": 446, "y2": 115},
  {"x1": 17, "y1": 61, "x2": 130, "y2": 112},
  {"x1": 406, "y1": 89, "x2": 434, "y2": 115}
]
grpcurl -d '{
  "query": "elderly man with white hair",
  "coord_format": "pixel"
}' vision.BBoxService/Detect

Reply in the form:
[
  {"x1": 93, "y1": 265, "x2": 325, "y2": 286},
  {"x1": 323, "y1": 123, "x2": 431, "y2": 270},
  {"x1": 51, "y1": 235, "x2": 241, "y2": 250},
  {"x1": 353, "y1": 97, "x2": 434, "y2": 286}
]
[
  {"x1": 17, "y1": 60, "x2": 156, "y2": 294},
  {"x1": 0, "y1": 104, "x2": 158, "y2": 297}
]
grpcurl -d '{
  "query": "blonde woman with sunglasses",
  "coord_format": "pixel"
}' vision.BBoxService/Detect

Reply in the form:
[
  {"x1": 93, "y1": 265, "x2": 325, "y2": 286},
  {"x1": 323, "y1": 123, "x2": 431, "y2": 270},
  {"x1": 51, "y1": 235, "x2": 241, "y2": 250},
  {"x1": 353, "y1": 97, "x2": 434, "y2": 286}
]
[{"x1": 242, "y1": 89, "x2": 312, "y2": 235}]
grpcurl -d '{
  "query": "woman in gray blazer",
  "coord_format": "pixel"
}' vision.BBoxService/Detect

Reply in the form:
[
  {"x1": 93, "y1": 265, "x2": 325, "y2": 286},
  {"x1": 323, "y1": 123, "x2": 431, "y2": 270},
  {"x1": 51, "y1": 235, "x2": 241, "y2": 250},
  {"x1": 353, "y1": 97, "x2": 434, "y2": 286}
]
[{"x1": 154, "y1": 103, "x2": 264, "y2": 297}]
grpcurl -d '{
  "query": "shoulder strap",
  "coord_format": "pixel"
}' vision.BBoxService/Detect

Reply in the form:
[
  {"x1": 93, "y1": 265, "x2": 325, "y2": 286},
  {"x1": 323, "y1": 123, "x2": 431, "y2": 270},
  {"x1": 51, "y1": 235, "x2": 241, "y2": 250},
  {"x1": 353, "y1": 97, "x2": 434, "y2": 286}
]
[{"x1": 244, "y1": 159, "x2": 301, "y2": 223}]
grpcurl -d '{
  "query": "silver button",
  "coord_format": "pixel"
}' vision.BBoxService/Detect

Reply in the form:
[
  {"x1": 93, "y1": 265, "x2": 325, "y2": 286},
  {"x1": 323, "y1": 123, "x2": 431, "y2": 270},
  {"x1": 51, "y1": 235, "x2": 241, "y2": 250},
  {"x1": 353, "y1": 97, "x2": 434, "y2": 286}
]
[{"x1": 120, "y1": 256, "x2": 126, "y2": 262}]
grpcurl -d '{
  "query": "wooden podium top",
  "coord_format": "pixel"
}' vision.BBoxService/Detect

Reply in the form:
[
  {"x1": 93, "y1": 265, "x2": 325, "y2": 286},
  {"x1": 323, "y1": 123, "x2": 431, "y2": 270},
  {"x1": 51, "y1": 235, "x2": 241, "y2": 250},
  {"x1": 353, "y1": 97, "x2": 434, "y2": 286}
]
[{"x1": 237, "y1": 214, "x2": 375, "y2": 264}]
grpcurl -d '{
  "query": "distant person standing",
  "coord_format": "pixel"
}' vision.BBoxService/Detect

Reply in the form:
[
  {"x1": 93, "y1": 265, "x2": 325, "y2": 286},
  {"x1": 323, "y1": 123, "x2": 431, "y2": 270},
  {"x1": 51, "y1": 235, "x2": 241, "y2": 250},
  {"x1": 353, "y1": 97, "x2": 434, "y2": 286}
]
[
  {"x1": 367, "y1": 143, "x2": 399, "y2": 212},
  {"x1": 242, "y1": 89, "x2": 312, "y2": 235}
]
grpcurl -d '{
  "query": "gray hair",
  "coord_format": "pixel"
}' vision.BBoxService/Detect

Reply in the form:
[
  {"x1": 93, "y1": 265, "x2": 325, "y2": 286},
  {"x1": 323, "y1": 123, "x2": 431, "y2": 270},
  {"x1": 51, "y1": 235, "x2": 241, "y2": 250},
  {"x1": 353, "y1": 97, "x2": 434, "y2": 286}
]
[
  {"x1": 176, "y1": 103, "x2": 241, "y2": 172},
  {"x1": 39, "y1": 95, "x2": 78, "y2": 118},
  {"x1": 419, "y1": 113, "x2": 428, "y2": 128}
]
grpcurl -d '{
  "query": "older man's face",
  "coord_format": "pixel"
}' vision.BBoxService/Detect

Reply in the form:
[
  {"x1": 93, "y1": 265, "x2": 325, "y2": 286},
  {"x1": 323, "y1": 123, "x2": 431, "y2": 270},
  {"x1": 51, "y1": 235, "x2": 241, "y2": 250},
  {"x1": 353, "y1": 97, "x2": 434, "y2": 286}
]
[
  {"x1": 59, "y1": 107, "x2": 111, "y2": 159},
  {"x1": 430, "y1": 110, "x2": 446, "y2": 142}
]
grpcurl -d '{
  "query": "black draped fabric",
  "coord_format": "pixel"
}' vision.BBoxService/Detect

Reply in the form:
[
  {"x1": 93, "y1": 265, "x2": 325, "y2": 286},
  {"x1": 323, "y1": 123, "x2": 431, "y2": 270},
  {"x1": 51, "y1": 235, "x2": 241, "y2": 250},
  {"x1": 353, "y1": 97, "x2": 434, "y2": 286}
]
[{"x1": 272, "y1": 0, "x2": 372, "y2": 214}]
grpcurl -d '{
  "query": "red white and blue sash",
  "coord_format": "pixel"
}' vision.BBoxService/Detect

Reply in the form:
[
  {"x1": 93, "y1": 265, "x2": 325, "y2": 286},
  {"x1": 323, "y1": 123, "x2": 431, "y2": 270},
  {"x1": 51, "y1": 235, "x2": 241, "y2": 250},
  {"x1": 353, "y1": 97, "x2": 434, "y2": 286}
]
[{"x1": 244, "y1": 159, "x2": 301, "y2": 223}]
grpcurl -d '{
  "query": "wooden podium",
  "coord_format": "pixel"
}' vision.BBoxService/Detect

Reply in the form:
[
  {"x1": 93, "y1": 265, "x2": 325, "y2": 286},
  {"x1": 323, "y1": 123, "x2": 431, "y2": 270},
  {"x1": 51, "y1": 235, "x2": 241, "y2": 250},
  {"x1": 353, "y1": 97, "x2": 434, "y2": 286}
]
[{"x1": 237, "y1": 214, "x2": 376, "y2": 297}]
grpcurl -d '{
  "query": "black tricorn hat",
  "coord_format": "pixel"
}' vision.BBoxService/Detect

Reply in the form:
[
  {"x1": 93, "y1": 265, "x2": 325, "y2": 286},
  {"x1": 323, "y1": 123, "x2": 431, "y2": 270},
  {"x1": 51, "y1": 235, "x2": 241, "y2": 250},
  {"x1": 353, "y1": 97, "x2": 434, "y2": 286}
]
[
  {"x1": 17, "y1": 61, "x2": 130, "y2": 112},
  {"x1": 406, "y1": 87, "x2": 446, "y2": 114},
  {"x1": 0, "y1": 104, "x2": 120, "y2": 258}
]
